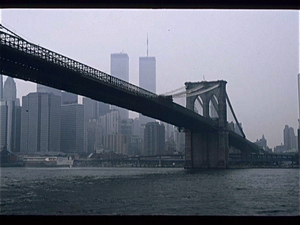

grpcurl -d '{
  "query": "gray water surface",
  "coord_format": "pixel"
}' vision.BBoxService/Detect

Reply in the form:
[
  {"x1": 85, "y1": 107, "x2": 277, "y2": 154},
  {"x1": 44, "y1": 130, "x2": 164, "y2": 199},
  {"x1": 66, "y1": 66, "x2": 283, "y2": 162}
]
[{"x1": 0, "y1": 167, "x2": 299, "y2": 215}]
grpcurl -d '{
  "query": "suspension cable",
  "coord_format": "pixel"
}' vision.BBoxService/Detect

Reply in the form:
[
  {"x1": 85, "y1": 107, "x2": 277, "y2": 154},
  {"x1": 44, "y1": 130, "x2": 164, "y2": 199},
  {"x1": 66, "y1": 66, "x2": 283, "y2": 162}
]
[{"x1": 226, "y1": 93, "x2": 245, "y2": 138}]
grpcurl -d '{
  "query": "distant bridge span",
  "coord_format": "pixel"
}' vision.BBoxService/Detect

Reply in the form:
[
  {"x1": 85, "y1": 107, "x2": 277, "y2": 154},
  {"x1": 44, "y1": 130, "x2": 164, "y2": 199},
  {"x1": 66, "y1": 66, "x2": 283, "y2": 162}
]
[{"x1": 0, "y1": 25, "x2": 261, "y2": 168}]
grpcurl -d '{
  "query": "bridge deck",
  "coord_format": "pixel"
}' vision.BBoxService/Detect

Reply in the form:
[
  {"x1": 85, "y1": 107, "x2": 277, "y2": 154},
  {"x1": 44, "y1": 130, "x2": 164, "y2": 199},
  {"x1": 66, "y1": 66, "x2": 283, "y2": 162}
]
[{"x1": 0, "y1": 26, "x2": 260, "y2": 154}]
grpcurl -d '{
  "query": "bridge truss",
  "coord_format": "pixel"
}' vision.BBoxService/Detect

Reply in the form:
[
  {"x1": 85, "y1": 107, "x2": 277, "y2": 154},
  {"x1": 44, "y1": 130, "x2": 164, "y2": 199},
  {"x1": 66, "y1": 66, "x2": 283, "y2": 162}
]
[
  {"x1": 0, "y1": 24, "x2": 156, "y2": 98},
  {"x1": 0, "y1": 24, "x2": 264, "y2": 160}
]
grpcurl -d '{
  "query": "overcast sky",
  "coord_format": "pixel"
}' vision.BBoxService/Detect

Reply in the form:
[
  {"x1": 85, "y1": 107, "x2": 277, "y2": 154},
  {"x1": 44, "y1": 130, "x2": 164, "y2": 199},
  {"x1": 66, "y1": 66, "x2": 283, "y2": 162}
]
[{"x1": 1, "y1": 9, "x2": 299, "y2": 148}]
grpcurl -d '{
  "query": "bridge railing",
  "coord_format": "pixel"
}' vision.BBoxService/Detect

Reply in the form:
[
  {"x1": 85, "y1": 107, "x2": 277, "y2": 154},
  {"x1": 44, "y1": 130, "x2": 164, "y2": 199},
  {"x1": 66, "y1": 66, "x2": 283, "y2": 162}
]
[{"x1": 0, "y1": 28, "x2": 157, "y2": 99}]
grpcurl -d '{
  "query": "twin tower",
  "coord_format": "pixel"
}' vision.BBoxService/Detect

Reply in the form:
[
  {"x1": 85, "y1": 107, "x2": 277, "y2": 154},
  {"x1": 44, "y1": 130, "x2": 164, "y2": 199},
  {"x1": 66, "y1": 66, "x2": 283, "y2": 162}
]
[{"x1": 110, "y1": 52, "x2": 156, "y2": 127}]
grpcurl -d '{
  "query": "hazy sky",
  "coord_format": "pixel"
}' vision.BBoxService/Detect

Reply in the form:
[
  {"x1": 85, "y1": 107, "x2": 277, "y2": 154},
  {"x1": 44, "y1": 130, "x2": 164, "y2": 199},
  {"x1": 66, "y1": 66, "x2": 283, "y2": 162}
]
[{"x1": 1, "y1": 9, "x2": 299, "y2": 148}]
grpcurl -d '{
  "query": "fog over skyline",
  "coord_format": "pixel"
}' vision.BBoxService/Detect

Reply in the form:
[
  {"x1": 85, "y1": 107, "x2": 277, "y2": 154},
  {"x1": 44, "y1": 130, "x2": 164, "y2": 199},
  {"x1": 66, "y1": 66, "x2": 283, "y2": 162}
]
[{"x1": 1, "y1": 9, "x2": 299, "y2": 149}]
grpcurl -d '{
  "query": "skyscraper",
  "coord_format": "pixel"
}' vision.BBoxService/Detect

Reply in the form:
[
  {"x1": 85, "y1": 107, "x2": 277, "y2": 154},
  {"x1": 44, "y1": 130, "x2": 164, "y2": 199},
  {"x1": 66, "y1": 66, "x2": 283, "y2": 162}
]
[
  {"x1": 83, "y1": 97, "x2": 110, "y2": 152},
  {"x1": 1, "y1": 77, "x2": 21, "y2": 152},
  {"x1": 61, "y1": 91, "x2": 78, "y2": 105},
  {"x1": 0, "y1": 101, "x2": 21, "y2": 152},
  {"x1": 284, "y1": 125, "x2": 296, "y2": 151},
  {"x1": 144, "y1": 122, "x2": 165, "y2": 155},
  {"x1": 37, "y1": 83, "x2": 61, "y2": 97},
  {"x1": 3, "y1": 77, "x2": 17, "y2": 102},
  {"x1": 21, "y1": 92, "x2": 61, "y2": 153},
  {"x1": 0, "y1": 74, "x2": 3, "y2": 100},
  {"x1": 139, "y1": 38, "x2": 156, "y2": 131},
  {"x1": 110, "y1": 53, "x2": 129, "y2": 120},
  {"x1": 83, "y1": 97, "x2": 110, "y2": 122},
  {"x1": 298, "y1": 74, "x2": 300, "y2": 152},
  {"x1": 61, "y1": 104, "x2": 84, "y2": 153}
]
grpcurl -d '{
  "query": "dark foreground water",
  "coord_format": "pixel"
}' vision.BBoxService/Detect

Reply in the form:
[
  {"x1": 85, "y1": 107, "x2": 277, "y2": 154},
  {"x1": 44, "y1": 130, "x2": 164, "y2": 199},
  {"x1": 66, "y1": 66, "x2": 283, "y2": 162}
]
[{"x1": 0, "y1": 167, "x2": 299, "y2": 215}]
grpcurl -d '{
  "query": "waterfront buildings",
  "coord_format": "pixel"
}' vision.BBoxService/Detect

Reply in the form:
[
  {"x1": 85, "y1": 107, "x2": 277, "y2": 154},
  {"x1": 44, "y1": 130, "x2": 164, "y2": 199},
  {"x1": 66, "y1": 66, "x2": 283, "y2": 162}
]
[
  {"x1": 61, "y1": 91, "x2": 78, "y2": 105},
  {"x1": 255, "y1": 135, "x2": 268, "y2": 151},
  {"x1": 120, "y1": 119, "x2": 133, "y2": 136},
  {"x1": 110, "y1": 53, "x2": 129, "y2": 120},
  {"x1": 0, "y1": 100, "x2": 21, "y2": 152},
  {"x1": 144, "y1": 122, "x2": 165, "y2": 155},
  {"x1": 274, "y1": 125, "x2": 297, "y2": 153},
  {"x1": 37, "y1": 83, "x2": 61, "y2": 97},
  {"x1": 274, "y1": 144, "x2": 287, "y2": 154},
  {"x1": 0, "y1": 77, "x2": 21, "y2": 152},
  {"x1": 21, "y1": 92, "x2": 61, "y2": 153},
  {"x1": 0, "y1": 74, "x2": 3, "y2": 100},
  {"x1": 83, "y1": 97, "x2": 109, "y2": 122},
  {"x1": 298, "y1": 74, "x2": 300, "y2": 152},
  {"x1": 83, "y1": 97, "x2": 110, "y2": 152},
  {"x1": 3, "y1": 77, "x2": 17, "y2": 102},
  {"x1": 61, "y1": 103, "x2": 84, "y2": 153},
  {"x1": 284, "y1": 125, "x2": 296, "y2": 151},
  {"x1": 174, "y1": 128, "x2": 185, "y2": 153}
]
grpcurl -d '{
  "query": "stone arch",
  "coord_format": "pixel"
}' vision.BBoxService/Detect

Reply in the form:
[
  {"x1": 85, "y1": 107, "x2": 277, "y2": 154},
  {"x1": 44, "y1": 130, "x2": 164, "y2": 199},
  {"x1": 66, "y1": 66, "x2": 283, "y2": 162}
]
[
  {"x1": 193, "y1": 96, "x2": 203, "y2": 116},
  {"x1": 208, "y1": 94, "x2": 219, "y2": 119}
]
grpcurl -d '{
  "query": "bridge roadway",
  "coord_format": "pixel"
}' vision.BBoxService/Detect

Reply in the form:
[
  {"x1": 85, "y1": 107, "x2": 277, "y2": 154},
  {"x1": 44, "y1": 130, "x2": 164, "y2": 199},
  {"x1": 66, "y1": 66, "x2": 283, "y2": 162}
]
[{"x1": 0, "y1": 26, "x2": 260, "y2": 154}]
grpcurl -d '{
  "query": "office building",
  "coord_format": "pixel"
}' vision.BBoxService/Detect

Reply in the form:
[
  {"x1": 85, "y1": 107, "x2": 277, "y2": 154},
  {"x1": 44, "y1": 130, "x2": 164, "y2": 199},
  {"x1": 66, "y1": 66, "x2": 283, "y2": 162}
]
[
  {"x1": 174, "y1": 128, "x2": 185, "y2": 153},
  {"x1": 0, "y1": 74, "x2": 3, "y2": 100},
  {"x1": 255, "y1": 135, "x2": 267, "y2": 150},
  {"x1": 1, "y1": 77, "x2": 21, "y2": 152},
  {"x1": 132, "y1": 118, "x2": 140, "y2": 136},
  {"x1": 106, "y1": 109, "x2": 121, "y2": 135},
  {"x1": 21, "y1": 92, "x2": 61, "y2": 153},
  {"x1": 83, "y1": 97, "x2": 110, "y2": 152},
  {"x1": 3, "y1": 77, "x2": 17, "y2": 102},
  {"x1": 101, "y1": 133, "x2": 131, "y2": 155},
  {"x1": 0, "y1": 101, "x2": 7, "y2": 149},
  {"x1": 0, "y1": 101, "x2": 21, "y2": 152},
  {"x1": 274, "y1": 144, "x2": 287, "y2": 153},
  {"x1": 61, "y1": 104, "x2": 84, "y2": 153},
  {"x1": 120, "y1": 119, "x2": 133, "y2": 135},
  {"x1": 144, "y1": 122, "x2": 165, "y2": 155},
  {"x1": 36, "y1": 83, "x2": 61, "y2": 97},
  {"x1": 61, "y1": 91, "x2": 78, "y2": 105},
  {"x1": 83, "y1": 97, "x2": 110, "y2": 122},
  {"x1": 139, "y1": 54, "x2": 156, "y2": 135},
  {"x1": 110, "y1": 53, "x2": 129, "y2": 120},
  {"x1": 284, "y1": 125, "x2": 296, "y2": 150}
]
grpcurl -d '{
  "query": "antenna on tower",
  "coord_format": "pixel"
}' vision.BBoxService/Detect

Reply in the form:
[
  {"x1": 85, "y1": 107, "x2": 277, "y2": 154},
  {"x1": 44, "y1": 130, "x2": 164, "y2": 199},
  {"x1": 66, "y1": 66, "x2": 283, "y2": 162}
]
[{"x1": 147, "y1": 33, "x2": 148, "y2": 57}]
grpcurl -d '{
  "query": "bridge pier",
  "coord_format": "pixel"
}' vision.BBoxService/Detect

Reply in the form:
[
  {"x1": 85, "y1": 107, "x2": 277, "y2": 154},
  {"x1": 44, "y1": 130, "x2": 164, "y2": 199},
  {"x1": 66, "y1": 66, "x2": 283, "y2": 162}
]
[
  {"x1": 184, "y1": 80, "x2": 229, "y2": 169},
  {"x1": 184, "y1": 128, "x2": 228, "y2": 169}
]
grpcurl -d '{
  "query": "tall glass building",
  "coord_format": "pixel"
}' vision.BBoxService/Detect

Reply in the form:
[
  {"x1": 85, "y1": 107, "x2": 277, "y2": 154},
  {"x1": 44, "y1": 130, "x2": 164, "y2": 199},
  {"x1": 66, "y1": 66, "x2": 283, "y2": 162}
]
[
  {"x1": 110, "y1": 53, "x2": 129, "y2": 120},
  {"x1": 0, "y1": 76, "x2": 21, "y2": 152},
  {"x1": 21, "y1": 92, "x2": 61, "y2": 153},
  {"x1": 139, "y1": 56, "x2": 156, "y2": 135},
  {"x1": 61, "y1": 104, "x2": 84, "y2": 153},
  {"x1": 0, "y1": 74, "x2": 3, "y2": 100}
]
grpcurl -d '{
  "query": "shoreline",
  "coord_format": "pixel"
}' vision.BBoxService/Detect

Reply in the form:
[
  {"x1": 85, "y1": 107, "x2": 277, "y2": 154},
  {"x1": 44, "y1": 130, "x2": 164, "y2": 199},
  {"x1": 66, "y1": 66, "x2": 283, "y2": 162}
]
[{"x1": 1, "y1": 163, "x2": 299, "y2": 169}]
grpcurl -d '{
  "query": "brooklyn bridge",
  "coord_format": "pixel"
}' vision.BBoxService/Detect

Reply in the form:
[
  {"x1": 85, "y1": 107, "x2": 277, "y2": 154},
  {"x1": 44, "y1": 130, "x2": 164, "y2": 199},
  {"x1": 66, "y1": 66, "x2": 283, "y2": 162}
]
[{"x1": 1, "y1": 24, "x2": 294, "y2": 169}]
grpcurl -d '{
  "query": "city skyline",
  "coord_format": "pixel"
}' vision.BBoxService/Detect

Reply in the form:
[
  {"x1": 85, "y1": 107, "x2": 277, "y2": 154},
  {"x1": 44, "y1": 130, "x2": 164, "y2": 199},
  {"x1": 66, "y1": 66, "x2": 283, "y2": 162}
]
[{"x1": 0, "y1": 9, "x2": 298, "y2": 148}]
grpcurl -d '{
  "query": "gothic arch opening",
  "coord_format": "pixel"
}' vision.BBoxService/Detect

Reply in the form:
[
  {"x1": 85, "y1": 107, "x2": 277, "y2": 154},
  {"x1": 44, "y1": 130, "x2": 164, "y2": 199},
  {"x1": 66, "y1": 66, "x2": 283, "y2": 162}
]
[
  {"x1": 209, "y1": 95, "x2": 219, "y2": 119},
  {"x1": 193, "y1": 96, "x2": 203, "y2": 116}
]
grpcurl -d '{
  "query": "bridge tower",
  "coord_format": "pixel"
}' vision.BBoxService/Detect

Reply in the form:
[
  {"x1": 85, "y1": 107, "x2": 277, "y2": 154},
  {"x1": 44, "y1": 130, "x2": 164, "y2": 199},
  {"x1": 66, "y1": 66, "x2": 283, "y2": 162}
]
[{"x1": 184, "y1": 80, "x2": 229, "y2": 169}]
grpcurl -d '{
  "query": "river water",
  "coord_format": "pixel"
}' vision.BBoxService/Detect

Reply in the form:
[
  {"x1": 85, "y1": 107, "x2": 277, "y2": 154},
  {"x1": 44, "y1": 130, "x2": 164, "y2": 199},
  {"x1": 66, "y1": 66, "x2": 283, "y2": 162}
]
[{"x1": 0, "y1": 167, "x2": 299, "y2": 215}]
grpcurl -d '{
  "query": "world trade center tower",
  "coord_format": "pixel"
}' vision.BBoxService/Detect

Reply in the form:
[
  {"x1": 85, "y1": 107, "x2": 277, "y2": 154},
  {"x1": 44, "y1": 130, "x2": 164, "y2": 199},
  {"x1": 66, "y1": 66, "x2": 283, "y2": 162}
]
[
  {"x1": 110, "y1": 52, "x2": 129, "y2": 120},
  {"x1": 139, "y1": 54, "x2": 156, "y2": 135}
]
